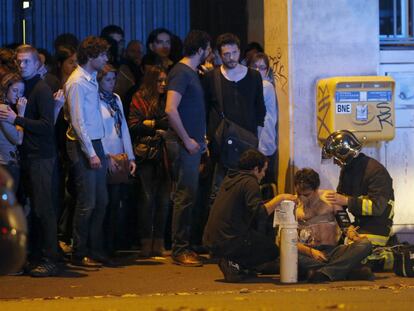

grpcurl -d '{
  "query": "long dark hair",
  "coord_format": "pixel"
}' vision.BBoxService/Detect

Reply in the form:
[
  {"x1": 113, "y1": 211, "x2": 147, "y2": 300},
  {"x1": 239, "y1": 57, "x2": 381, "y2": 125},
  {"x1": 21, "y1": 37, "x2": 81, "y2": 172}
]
[
  {"x1": 0, "y1": 72, "x2": 23, "y2": 104},
  {"x1": 54, "y1": 45, "x2": 76, "y2": 82},
  {"x1": 142, "y1": 28, "x2": 173, "y2": 68},
  {"x1": 137, "y1": 66, "x2": 167, "y2": 116}
]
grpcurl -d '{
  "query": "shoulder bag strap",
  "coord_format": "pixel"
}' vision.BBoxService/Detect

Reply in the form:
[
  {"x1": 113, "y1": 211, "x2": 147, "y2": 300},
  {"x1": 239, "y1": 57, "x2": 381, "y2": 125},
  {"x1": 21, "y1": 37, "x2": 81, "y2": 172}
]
[{"x1": 213, "y1": 67, "x2": 225, "y2": 119}]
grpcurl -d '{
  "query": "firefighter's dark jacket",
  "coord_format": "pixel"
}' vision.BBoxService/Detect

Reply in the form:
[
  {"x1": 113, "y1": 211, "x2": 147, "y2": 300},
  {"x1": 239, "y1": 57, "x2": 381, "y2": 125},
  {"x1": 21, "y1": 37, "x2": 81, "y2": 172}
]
[{"x1": 337, "y1": 153, "x2": 394, "y2": 244}]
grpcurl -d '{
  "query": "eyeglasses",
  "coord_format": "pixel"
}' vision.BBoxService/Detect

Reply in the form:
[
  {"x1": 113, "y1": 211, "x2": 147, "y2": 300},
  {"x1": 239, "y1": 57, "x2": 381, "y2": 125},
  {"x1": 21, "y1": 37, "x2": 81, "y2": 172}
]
[{"x1": 252, "y1": 65, "x2": 268, "y2": 71}]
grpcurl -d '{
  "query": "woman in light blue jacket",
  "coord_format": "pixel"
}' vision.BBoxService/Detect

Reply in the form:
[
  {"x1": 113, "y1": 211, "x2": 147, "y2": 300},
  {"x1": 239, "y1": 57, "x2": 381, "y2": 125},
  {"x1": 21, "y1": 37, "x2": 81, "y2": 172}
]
[{"x1": 98, "y1": 64, "x2": 136, "y2": 256}]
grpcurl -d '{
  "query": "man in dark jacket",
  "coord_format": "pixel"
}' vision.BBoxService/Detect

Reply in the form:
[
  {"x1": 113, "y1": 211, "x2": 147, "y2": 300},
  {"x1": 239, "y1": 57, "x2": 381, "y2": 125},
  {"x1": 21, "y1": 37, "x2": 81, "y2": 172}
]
[
  {"x1": 203, "y1": 33, "x2": 266, "y2": 201},
  {"x1": 322, "y1": 130, "x2": 394, "y2": 248},
  {"x1": 203, "y1": 149, "x2": 295, "y2": 282},
  {"x1": 0, "y1": 45, "x2": 58, "y2": 277}
]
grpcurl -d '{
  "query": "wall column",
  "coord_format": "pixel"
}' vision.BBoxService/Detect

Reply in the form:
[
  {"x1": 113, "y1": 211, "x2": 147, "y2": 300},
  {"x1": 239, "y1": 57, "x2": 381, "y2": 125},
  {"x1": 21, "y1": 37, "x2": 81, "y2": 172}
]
[{"x1": 263, "y1": 0, "x2": 379, "y2": 192}]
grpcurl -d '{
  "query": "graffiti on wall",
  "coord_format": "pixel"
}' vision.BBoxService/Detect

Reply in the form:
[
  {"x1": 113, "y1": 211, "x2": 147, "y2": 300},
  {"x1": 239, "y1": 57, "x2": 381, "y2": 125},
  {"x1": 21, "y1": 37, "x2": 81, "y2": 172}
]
[
  {"x1": 268, "y1": 48, "x2": 288, "y2": 94},
  {"x1": 376, "y1": 102, "x2": 393, "y2": 130},
  {"x1": 317, "y1": 83, "x2": 331, "y2": 142}
]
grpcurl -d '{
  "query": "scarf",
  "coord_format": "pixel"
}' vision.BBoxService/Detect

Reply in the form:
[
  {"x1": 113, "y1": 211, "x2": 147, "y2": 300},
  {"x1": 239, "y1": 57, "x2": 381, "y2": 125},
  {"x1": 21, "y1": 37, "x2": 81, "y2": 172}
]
[{"x1": 100, "y1": 89, "x2": 123, "y2": 138}]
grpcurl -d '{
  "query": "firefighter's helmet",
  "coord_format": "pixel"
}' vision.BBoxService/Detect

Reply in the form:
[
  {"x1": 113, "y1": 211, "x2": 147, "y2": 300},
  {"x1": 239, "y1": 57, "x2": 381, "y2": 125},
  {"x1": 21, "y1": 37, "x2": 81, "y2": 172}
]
[{"x1": 322, "y1": 130, "x2": 362, "y2": 166}]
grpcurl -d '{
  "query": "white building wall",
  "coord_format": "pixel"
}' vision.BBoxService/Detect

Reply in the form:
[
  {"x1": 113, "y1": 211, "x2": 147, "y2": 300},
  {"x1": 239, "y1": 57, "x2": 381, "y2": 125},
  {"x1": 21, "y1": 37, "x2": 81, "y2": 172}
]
[
  {"x1": 290, "y1": 0, "x2": 380, "y2": 188},
  {"x1": 263, "y1": 0, "x2": 413, "y2": 240}
]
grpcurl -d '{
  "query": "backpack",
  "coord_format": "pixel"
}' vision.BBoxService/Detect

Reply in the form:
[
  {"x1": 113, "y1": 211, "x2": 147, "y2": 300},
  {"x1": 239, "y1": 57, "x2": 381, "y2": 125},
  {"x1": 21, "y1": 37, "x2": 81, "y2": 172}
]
[{"x1": 392, "y1": 244, "x2": 414, "y2": 277}]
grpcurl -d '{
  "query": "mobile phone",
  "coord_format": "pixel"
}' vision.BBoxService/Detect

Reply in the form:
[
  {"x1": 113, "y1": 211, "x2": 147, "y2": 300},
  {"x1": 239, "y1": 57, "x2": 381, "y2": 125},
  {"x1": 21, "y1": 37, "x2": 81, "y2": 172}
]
[{"x1": 335, "y1": 210, "x2": 352, "y2": 230}]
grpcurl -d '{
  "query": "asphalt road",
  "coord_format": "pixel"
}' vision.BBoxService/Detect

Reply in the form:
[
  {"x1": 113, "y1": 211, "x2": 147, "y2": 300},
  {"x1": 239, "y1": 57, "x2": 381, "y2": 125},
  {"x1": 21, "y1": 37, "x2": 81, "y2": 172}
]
[{"x1": 1, "y1": 254, "x2": 414, "y2": 310}]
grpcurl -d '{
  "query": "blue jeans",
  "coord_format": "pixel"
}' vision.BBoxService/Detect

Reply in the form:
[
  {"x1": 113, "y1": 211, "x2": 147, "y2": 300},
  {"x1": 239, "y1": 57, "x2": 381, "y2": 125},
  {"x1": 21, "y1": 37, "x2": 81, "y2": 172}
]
[
  {"x1": 209, "y1": 161, "x2": 227, "y2": 206},
  {"x1": 166, "y1": 139, "x2": 202, "y2": 257},
  {"x1": 298, "y1": 239, "x2": 372, "y2": 281},
  {"x1": 67, "y1": 140, "x2": 108, "y2": 258}
]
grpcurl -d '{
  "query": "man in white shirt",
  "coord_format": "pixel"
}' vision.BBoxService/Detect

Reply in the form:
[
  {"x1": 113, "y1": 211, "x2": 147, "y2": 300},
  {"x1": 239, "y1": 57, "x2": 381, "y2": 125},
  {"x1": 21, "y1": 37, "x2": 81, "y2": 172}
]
[{"x1": 64, "y1": 36, "x2": 110, "y2": 267}]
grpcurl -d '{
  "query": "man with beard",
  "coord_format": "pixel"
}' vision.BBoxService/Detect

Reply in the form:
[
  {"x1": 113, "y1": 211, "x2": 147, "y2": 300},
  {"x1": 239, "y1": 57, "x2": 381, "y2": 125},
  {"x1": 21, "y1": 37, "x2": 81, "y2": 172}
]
[
  {"x1": 203, "y1": 33, "x2": 266, "y2": 201},
  {"x1": 165, "y1": 30, "x2": 211, "y2": 267}
]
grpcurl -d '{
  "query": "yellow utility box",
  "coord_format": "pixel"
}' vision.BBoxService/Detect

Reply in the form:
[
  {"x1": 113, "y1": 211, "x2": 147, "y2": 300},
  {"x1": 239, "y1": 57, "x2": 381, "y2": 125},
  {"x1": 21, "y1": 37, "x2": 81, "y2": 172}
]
[{"x1": 316, "y1": 76, "x2": 395, "y2": 144}]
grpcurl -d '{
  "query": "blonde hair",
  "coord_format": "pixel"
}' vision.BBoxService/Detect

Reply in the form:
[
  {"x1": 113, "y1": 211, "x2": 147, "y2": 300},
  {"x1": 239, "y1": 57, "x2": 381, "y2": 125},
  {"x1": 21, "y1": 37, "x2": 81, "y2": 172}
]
[{"x1": 15, "y1": 44, "x2": 41, "y2": 63}]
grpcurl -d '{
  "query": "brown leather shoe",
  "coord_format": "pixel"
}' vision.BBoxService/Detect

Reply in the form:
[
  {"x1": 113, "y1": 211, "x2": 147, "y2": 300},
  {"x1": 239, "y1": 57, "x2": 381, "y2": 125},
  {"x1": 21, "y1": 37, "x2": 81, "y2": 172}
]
[
  {"x1": 172, "y1": 251, "x2": 203, "y2": 267},
  {"x1": 71, "y1": 256, "x2": 102, "y2": 268}
]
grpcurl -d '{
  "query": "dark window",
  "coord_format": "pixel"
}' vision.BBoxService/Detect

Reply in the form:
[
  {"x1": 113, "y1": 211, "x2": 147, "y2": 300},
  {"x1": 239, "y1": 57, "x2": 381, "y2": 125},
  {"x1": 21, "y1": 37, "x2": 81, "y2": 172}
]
[{"x1": 380, "y1": 0, "x2": 414, "y2": 46}]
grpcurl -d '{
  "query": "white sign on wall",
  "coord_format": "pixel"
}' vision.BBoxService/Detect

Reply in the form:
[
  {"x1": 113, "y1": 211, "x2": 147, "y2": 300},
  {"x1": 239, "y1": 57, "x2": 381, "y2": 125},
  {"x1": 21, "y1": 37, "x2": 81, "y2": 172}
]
[{"x1": 335, "y1": 103, "x2": 352, "y2": 114}]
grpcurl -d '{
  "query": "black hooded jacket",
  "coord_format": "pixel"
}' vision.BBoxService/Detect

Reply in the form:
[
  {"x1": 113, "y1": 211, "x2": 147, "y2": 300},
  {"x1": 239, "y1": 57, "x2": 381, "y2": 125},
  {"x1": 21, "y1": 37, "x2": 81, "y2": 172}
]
[{"x1": 203, "y1": 170, "x2": 267, "y2": 248}]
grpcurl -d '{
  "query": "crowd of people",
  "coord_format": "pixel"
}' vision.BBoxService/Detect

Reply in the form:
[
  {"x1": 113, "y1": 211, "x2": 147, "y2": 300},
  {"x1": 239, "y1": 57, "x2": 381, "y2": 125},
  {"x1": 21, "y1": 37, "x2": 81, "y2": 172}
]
[{"x1": 0, "y1": 25, "x2": 395, "y2": 283}]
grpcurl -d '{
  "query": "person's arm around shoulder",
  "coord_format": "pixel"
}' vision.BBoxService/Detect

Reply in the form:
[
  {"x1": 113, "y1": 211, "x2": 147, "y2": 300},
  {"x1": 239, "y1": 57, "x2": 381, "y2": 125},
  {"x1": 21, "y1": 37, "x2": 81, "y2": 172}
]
[
  {"x1": 264, "y1": 193, "x2": 297, "y2": 215},
  {"x1": 14, "y1": 82, "x2": 54, "y2": 134}
]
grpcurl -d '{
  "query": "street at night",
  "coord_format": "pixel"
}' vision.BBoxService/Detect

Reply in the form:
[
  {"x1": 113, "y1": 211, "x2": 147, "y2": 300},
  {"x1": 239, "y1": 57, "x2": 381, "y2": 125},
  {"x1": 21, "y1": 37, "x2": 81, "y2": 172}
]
[
  {"x1": 2, "y1": 1, "x2": 414, "y2": 310},
  {"x1": 1, "y1": 254, "x2": 414, "y2": 310}
]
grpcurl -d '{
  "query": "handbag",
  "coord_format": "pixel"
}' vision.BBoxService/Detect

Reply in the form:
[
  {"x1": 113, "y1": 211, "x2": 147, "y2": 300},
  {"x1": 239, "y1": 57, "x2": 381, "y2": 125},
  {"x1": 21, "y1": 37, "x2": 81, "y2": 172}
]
[
  {"x1": 392, "y1": 244, "x2": 414, "y2": 277},
  {"x1": 134, "y1": 134, "x2": 164, "y2": 163},
  {"x1": 107, "y1": 153, "x2": 130, "y2": 184},
  {"x1": 212, "y1": 68, "x2": 258, "y2": 169}
]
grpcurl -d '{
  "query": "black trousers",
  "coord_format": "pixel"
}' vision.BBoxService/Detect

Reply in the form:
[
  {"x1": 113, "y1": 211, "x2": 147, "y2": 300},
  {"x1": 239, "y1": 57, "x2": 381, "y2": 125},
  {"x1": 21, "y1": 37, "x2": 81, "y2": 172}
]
[
  {"x1": 136, "y1": 162, "x2": 170, "y2": 240},
  {"x1": 211, "y1": 230, "x2": 279, "y2": 269},
  {"x1": 23, "y1": 156, "x2": 59, "y2": 262}
]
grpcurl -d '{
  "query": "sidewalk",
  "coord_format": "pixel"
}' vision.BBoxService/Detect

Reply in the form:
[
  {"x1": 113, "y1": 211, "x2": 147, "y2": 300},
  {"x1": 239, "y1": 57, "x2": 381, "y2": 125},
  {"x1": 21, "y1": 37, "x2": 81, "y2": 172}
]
[{"x1": 1, "y1": 255, "x2": 414, "y2": 310}]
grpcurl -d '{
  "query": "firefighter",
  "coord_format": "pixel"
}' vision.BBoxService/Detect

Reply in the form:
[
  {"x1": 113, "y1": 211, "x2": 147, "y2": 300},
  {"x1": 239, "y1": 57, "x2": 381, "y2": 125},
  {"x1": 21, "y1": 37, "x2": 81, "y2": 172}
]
[{"x1": 322, "y1": 130, "x2": 395, "y2": 270}]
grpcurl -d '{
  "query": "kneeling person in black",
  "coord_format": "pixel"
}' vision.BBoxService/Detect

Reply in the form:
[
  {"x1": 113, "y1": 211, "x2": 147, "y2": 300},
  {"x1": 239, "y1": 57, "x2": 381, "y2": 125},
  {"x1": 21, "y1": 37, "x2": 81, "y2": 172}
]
[{"x1": 203, "y1": 149, "x2": 295, "y2": 282}]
